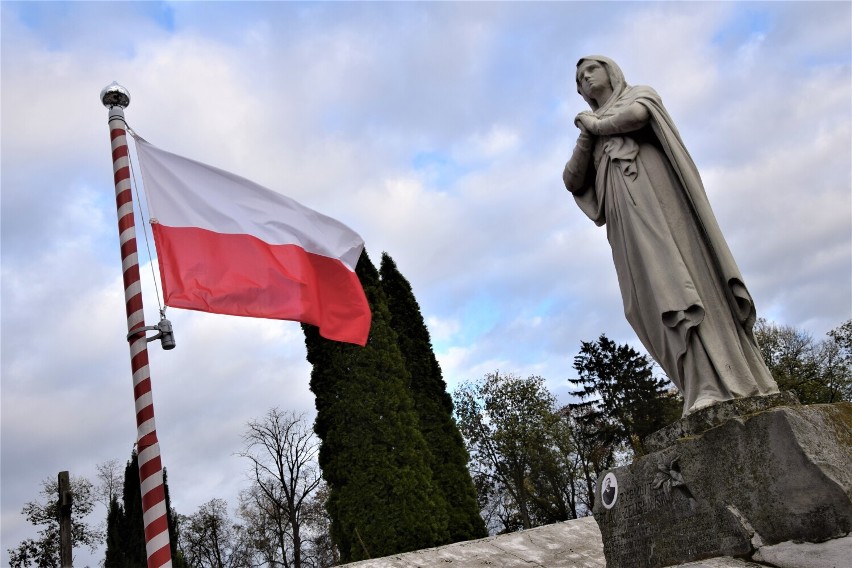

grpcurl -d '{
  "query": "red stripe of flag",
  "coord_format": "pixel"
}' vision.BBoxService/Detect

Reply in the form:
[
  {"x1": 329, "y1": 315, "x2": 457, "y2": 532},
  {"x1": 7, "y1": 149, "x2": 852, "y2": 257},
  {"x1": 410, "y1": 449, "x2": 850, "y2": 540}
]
[{"x1": 153, "y1": 225, "x2": 370, "y2": 345}]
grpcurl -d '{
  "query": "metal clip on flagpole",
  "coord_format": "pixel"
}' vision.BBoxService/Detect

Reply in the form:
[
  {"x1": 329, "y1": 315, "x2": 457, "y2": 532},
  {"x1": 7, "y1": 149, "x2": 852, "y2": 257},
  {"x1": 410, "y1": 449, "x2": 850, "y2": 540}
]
[
  {"x1": 127, "y1": 312, "x2": 177, "y2": 350},
  {"x1": 101, "y1": 81, "x2": 174, "y2": 568}
]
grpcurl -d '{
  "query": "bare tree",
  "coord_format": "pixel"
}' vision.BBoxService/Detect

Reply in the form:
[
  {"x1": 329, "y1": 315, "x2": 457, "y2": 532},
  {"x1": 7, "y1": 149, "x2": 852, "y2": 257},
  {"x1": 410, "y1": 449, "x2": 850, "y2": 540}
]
[
  {"x1": 239, "y1": 408, "x2": 322, "y2": 568},
  {"x1": 94, "y1": 459, "x2": 122, "y2": 510}
]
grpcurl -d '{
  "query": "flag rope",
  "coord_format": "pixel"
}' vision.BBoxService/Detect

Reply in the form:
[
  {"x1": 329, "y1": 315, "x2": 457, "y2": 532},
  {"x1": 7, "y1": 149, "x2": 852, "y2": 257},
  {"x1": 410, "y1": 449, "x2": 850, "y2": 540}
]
[
  {"x1": 127, "y1": 138, "x2": 165, "y2": 312},
  {"x1": 105, "y1": 94, "x2": 173, "y2": 568}
]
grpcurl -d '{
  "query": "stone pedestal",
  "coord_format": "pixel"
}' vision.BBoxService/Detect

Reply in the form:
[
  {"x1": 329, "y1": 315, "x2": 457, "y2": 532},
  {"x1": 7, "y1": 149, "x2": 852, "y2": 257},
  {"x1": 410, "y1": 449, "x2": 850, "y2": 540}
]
[{"x1": 592, "y1": 396, "x2": 852, "y2": 568}]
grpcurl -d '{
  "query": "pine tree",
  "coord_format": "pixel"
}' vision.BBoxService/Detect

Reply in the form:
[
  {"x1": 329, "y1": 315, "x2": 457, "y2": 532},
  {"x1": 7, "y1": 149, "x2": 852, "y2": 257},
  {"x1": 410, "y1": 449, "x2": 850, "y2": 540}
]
[
  {"x1": 379, "y1": 252, "x2": 486, "y2": 542},
  {"x1": 569, "y1": 334, "x2": 681, "y2": 458},
  {"x1": 303, "y1": 250, "x2": 449, "y2": 562}
]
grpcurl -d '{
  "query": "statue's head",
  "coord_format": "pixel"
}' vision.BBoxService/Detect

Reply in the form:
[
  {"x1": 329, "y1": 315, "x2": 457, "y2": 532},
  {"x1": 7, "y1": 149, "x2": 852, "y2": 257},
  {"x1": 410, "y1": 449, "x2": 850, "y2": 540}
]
[{"x1": 576, "y1": 56, "x2": 625, "y2": 110}]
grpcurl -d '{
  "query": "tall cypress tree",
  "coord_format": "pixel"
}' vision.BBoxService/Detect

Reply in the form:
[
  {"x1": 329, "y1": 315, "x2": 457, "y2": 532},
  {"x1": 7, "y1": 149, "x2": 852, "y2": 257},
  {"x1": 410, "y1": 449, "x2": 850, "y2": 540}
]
[
  {"x1": 104, "y1": 495, "x2": 126, "y2": 567},
  {"x1": 118, "y1": 450, "x2": 147, "y2": 566},
  {"x1": 303, "y1": 250, "x2": 449, "y2": 562},
  {"x1": 105, "y1": 449, "x2": 185, "y2": 567},
  {"x1": 379, "y1": 253, "x2": 486, "y2": 542},
  {"x1": 162, "y1": 468, "x2": 186, "y2": 566}
]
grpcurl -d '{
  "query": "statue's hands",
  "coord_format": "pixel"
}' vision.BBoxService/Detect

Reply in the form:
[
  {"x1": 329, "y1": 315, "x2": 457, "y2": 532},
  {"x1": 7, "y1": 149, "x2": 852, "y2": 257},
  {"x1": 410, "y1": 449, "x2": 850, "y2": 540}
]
[{"x1": 575, "y1": 111, "x2": 599, "y2": 134}]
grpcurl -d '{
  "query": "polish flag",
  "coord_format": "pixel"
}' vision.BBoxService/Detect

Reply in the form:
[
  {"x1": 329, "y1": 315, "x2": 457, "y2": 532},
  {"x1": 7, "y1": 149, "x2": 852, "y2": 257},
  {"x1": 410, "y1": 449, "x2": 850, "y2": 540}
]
[{"x1": 132, "y1": 135, "x2": 371, "y2": 346}]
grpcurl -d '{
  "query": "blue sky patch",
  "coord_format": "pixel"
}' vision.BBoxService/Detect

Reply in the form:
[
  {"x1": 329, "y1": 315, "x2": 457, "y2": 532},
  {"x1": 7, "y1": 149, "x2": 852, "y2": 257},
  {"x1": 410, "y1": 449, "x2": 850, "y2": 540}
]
[
  {"x1": 411, "y1": 151, "x2": 472, "y2": 189},
  {"x1": 712, "y1": 6, "x2": 773, "y2": 49},
  {"x1": 140, "y1": 1, "x2": 176, "y2": 32}
]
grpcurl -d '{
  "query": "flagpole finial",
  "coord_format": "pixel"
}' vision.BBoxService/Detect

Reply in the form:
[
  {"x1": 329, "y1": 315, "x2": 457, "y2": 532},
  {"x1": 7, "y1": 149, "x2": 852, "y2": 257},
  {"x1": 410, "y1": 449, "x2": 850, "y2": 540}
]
[{"x1": 100, "y1": 81, "x2": 130, "y2": 109}]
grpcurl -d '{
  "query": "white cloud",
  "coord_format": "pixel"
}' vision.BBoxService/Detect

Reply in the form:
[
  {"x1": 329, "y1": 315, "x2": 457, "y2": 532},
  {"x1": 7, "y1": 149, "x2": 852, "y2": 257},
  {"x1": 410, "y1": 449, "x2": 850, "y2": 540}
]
[
  {"x1": 457, "y1": 124, "x2": 521, "y2": 160},
  {"x1": 426, "y1": 315, "x2": 461, "y2": 343}
]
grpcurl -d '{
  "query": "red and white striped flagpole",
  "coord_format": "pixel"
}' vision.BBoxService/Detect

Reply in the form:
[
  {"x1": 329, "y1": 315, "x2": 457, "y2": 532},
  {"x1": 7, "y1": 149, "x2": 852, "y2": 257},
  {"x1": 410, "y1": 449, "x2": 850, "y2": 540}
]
[{"x1": 101, "y1": 82, "x2": 173, "y2": 568}]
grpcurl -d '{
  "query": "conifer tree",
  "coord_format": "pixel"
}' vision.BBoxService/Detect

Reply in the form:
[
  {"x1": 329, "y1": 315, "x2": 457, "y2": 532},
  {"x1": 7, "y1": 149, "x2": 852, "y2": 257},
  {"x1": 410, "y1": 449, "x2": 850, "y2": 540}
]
[
  {"x1": 379, "y1": 252, "x2": 486, "y2": 541},
  {"x1": 116, "y1": 451, "x2": 146, "y2": 566},
  {"x1": 162, "y1": 469, "x2": 186, "y2": 566},
  {"x1": 105, "y1": 450, "x2": 185, "y2": 567},
  {"x1": 303, "y1": 250, "x2": 449, "y2": 562},
  {"x1": 104, "y1": 495, "x2": 126, "y2": 567},
  {"x1": 569, "y1": 335, "x2": 681, "y2": 458}
]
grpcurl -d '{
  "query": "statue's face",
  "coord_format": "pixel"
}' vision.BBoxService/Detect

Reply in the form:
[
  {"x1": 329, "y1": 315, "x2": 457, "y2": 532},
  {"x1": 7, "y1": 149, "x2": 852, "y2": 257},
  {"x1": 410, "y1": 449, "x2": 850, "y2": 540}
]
[{"x1": 577, "y1": 59, "x2": 611, "y2": 100}]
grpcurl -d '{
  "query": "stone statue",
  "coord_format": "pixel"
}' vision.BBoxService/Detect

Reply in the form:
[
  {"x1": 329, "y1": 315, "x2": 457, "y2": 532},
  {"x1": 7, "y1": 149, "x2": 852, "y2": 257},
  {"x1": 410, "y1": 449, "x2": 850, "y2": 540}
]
[{"x1": 563, "y1": 56, "x2": 779, "y2": 415}]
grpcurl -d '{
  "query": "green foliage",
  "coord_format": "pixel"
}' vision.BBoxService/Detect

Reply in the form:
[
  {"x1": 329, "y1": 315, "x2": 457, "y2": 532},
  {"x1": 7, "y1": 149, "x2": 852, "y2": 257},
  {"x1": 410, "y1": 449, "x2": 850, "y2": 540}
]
[
  {"x1": 105, "y1": 450, "x2": 185, "y2": 568},
  {"x1": 524, "y1": 413, "x2": 583, "y2": 524},
  {"x1": 559, "y1": 404, "x2": 618, "y2": 515},
  {"x1": 178, "y1": 499, "x2": 249, "y2": 568},
  {"x1": 755, "y1": 318, "x2": 852, "y2": 404},
  {"x1": 826, "y1": 320, "x2": 852, "y2": 401},
  {"x1": 104, "y1": 496, "x2": 124, "y2": 567},
  {"x1": 8, "y1": 475, "x2": 101, "y2": 568},
  {"x1": 163, "y1": 469, "x2": 187, "y2": 567},
  {"x1": 104, "y1": 450, "x2": 146, "y2": 566},
  {"x1": 379, "y1": 253, "x2": 486, "y2": 542},
  {"x1": 570, "y1": 335, "x2": 680, "y2": 458},
  {"x1": 454, "y1": 372, "x2": 573, "y2": 532},
  {"x1": 303, "y1": 249, "x2": 448, "y2": 562}
]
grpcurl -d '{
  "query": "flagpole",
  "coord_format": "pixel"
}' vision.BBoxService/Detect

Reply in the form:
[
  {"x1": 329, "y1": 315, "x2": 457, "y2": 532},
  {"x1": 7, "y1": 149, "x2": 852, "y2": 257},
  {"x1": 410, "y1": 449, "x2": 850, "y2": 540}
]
[{"x1": 101, "y1": 82, "x2": 173, "y2": 568}]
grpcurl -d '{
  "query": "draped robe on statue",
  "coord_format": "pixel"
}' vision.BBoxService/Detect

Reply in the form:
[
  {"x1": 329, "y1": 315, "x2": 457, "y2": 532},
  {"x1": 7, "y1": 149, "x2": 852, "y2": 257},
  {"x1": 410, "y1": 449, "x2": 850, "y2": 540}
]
[{"x1": 564, "y1": 56, "x2": 778, "y2": 415}]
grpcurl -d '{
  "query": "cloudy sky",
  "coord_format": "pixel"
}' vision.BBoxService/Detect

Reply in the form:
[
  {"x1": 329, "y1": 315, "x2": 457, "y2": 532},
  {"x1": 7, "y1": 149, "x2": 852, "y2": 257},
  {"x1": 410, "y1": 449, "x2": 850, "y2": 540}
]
[{"x1": 2, "y1": 1, "x2": 850, "y2": 563}]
